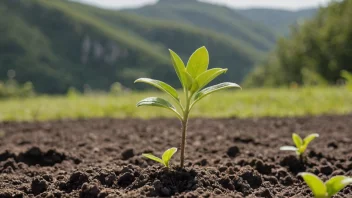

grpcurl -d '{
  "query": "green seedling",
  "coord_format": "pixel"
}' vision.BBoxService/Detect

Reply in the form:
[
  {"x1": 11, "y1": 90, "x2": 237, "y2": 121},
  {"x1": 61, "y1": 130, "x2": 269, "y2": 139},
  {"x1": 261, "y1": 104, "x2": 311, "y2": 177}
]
[
  {"x1": 142, "y1": 147, "x2": 177, "y2": 168},
  {"x1": 299, "y1": 172, "x2": 352, "y2": 198},
  {"x1": 136, "y1": 46, "x2": 241, "y2": 168},
  {"x1": 280, "y1": 133, "x2": 319, "y2": 159}
]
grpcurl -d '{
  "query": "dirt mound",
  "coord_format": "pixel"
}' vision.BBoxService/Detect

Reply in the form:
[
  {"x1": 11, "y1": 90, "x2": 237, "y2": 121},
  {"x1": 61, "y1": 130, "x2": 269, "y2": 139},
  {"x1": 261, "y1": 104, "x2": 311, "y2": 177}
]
[{"x1": 0, "y1": 146, "x2": 79, "y2": 169}]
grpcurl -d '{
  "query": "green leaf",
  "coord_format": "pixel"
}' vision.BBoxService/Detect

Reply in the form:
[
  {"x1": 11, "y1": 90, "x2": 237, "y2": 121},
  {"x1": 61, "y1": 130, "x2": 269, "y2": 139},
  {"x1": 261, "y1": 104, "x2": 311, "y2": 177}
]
[
  {"x1": 186, "y1": 46, "x2": 209, "y2": 78},
  {"x1": 303, "y1": 133, "x2": 319, "y2": 146},
  {"x1": 280, "y1": 146, "x2": 298, "y2": 151},
  {"x1": 190, "y1": 80, "x2": 200, "y2": 93},
  {"x1": 169, "y1": 49, "x2": 192, "y2": 89},
  {"x1": 142, "y1": 154, "x2": 165, "y2": 166},
  {"x1": 192, "y1": 82, "x2": 241, "y2": 107},
  {"x1": 182, "y1": 69, "x2": 194, "y2": 90},
  {"x1": 292, "y1": 133, "x2": 303, "y2": 148},
  {"x1": 299, "y1": 173, "x2": 327, "y2": 198},
  {"x1": 137, "y1": 97, "x2": 175, "y2": 110},
  {"x1": 135, "y1": 78, "x2": 179, "y2": 102},
  {"x1": 136, "y1": 97, "x2": 182, "y2": 120},
  {"x1": 162, "y1": 147, "x2": 177, "y2": 167},
  {"x1": 299, "y1": 133, "x2": 319, "y2": 154},
  {"x1": 194, "y1": 68, "x2": 228, "y2": 91},
  {"x1": 326, "y1": 176, "x2": 352, "y2": 197}
]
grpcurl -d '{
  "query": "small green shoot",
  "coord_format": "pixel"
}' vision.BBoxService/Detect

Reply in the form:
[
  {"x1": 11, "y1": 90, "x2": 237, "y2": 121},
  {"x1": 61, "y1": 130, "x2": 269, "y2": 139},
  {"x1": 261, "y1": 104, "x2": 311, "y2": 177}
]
[
  {"x1": 299, "y1": 172, "x2": 352, "y2": 198},
  {"x1": 142, "y1": 147, "x2": 177, "y2": 168},
  {"x1": 280, "y1": 133, "x2": 319, "y2": 157},
  {"x1": 135, "y1": 46, "x2": 241, "y2": 168}
]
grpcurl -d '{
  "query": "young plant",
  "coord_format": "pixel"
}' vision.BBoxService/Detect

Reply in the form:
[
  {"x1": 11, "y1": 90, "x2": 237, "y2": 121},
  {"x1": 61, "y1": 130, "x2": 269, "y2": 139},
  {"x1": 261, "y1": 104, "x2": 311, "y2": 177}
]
[
  {"x1": 280, "y1": 133, "x2": 319, "y2": 159},
  {"x1": 299, "y1": 172, "x2": 352, "y2": 198},
  {"x1": 142, "y1": 147, "x2": 177, "y2": 168},
  {"x1": 136, "y1": 46, "x2": 241, "y2": 168}
]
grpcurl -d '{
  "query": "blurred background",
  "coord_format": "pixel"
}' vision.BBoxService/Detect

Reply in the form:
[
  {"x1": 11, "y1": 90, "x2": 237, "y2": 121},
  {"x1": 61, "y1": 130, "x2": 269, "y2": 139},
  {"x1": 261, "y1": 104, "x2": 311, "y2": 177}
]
[{"x1": 0, "y1": 0, "x2": 351, "y2": 121}]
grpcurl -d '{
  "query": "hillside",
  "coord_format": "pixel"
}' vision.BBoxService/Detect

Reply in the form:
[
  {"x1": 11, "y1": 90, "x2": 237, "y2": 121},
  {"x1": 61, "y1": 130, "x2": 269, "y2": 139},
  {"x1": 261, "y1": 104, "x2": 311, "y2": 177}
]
[
  {"x1": 0, "y1": 0, "x2": 261, "y2": 93},
  {"x1": 125, "y1": 0, "x2": 278, "y2": 52},
  {"x1": 237, "y1": 8, "x2": 317, "y2": 36}
]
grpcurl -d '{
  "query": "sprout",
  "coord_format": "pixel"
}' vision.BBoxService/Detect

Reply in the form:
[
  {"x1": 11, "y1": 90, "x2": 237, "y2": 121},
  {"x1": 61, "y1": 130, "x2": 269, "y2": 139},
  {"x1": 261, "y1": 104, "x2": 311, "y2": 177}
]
[
  {"x1": 299, "y1": 172, "x2": 352, "y2": 198},
  {"x1": 280, "y1": 133, "x2": 319, "y2": 157},
  {"x1": 136, "y1": 46, "x2": 241, "y2": 168},
  {"x1": 142, "y1": 147, "x2": 178, "y2": 168}
]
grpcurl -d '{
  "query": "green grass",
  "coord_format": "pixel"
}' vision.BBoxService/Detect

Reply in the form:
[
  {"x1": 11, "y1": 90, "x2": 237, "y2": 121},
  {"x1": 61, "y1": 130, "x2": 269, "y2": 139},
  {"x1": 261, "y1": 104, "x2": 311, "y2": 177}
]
[{"x1": 0, "y1": 87, "x2": 351, "y2": 121}]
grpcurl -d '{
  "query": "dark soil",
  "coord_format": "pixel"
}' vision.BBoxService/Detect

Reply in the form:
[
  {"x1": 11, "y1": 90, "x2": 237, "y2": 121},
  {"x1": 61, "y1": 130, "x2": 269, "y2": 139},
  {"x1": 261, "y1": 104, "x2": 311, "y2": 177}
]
[{"x1": 0, "y1": 114, "x2": 352, "y2": 197}]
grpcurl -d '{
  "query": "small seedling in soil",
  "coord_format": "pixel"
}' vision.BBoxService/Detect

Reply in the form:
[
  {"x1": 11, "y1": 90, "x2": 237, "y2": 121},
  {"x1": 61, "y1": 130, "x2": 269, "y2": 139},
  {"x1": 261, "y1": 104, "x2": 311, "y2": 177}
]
[
  {"x1": 136, "y1": 46, "x2": 241, "y2": 167},
  {"x1": 299, "y1": 172, "x2": 352, "y2": 198},
  {"x1": 142, "y1": 147, "x2": 177, "y2": 168},
  {"x1": 280, "y1": 133, "x2": 319, "y2": 162}
]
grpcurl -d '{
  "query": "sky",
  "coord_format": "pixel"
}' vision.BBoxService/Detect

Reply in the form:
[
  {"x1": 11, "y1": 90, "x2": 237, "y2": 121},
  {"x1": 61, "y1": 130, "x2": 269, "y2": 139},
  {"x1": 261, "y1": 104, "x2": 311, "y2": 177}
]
[{"x1": 76, "y1": 0, "x2": 332, "y2": 10}]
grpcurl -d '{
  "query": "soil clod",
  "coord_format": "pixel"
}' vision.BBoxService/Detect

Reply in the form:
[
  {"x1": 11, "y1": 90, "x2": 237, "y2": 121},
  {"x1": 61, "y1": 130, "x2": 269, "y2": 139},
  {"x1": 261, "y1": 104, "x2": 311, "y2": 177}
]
[{"x1": 227, "y1": 146, "x2": 240, "y2": 157}]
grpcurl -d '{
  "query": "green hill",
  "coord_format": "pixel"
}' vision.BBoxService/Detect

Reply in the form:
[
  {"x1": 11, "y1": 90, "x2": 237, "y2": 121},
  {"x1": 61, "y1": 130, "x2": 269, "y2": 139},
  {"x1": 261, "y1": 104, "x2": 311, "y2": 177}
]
[
  {"x1": 244, "y1": 0, "x2": 352, "y2": 87},
  {"x1": 237, "y1": 8, "x2": 317, "y2": 36},
  {"x1": 125, "y1": 0, "x2": 278, "y2": 52},
  {"x1": 0, "y1": 0, "x2": 261, "y2": 93}
]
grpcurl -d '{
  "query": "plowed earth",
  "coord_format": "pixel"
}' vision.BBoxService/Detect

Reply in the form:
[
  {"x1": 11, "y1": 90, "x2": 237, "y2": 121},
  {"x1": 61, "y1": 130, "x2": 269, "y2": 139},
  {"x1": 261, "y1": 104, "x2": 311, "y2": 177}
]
[{"x1": 0, "y1": 115, "x2": 352, "y2": 197}]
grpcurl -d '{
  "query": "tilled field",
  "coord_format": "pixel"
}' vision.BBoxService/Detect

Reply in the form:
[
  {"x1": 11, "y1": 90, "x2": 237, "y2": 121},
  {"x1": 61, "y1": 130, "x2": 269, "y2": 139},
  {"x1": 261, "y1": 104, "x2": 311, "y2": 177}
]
[{"x1": 0, "y1": 114, "x2": 351, "y2": 197}]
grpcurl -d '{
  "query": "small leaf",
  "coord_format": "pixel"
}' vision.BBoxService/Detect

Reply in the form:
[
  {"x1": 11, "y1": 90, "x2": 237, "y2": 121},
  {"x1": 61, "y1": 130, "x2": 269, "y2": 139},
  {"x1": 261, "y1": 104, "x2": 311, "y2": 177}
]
[
  {"x1": 299, "y1": 133, "x2": 319, "y2": 154},
  {"x1": 136, "y1": 97, "x2": 182, "y2": 120},
  {"x1": 182, "y1": 69, "x2": 194, "y2": 91},
  {"x1": 280, "y1": 146, "x2": 298, "y2": 151},
  {"x1": 137, "y1": 97, "x2": 175, "y2": 110},
  {"x1": 194, "y1": 68, "x2": 228, "y2": 91},
  {"x1": 169, "y1": 49, "x2": 190, "y2": 89},
  {"x1": 326, "y1": 176, "x2": 352, "y2": 197},
  {"x1": 162, "y1": 147, "x2": 177, "y2": 167},
  {"x1": 292, "y1": 133, "x2": 303, "y2": 148},
  {"x1": 303, "y1": 133, "x2": 319, "y2": 146},
  {"x1": 135, "y1": 78, "x2": 179, "y2": 102},
  {"x1": 192, "y1": 82, "x2": 241, "y2": 106},
  {"x1": 298, "y1": 173, "x2": 327, "y2": 198},
  {"x1": 190, "y1": 80, "x2": 200, "y2": 93},
  {"x1": 186, "y1": 46, "x2": 209, "y2": 78},
  {"x1": 142, "y1": 154, "x2": 165, "y2": 166}
]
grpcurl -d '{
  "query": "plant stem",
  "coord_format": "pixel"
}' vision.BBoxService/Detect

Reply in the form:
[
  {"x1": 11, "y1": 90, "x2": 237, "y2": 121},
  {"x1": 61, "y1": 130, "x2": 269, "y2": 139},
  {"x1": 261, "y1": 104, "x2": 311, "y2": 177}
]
[
  {"x1": 299, "y1": 154, "x2": 306, "y2": 164},
  {"x1": 180, "y1": 91, "x2": 191, "y2": 168},
  {"x1": 180, "y1": 118, "x2": 188, "y2": 168}
]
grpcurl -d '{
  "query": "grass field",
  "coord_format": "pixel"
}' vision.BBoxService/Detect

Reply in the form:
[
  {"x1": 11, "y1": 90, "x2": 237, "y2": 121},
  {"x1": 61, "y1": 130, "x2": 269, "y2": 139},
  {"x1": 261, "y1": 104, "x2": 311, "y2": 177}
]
[{"x1": 0, "y1": 87, "x2": 351, "y2": 121}]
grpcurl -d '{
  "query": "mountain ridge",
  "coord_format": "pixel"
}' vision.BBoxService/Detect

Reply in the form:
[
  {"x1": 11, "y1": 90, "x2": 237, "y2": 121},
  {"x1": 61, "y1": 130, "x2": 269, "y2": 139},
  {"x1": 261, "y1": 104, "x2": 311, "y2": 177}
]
[
  {"x1": 126, "y1": 0, "x2": 317, "y2": 37},
  {"x1": 237, "y1": 7, "x2": 317, "y2": 36},
  {"x1": 124, "y1": 0, "x2": 278, "y2": 52},
  {"x1": 0, "y1": 0, "x2": 262, "y2": 93}
]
